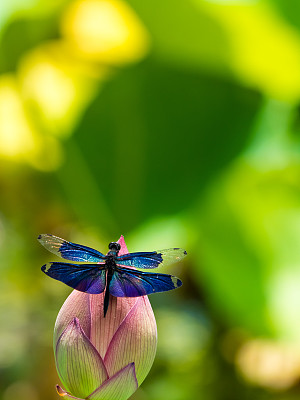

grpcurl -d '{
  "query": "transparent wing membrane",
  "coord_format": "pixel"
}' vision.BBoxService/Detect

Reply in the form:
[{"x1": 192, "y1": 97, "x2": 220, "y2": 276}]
[
  {"x1": 38, "y1": 234, "x2": 106, "y2": 262},
  {"x1": 116, "y1": 248, "x2": 187, "y2": 269}
]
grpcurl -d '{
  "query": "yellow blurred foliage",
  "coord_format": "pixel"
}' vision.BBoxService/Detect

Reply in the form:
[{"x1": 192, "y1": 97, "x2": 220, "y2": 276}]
[
  {"x1": 61, "y1": 0, "x2": 150, "y2": 64},
  {"x1": 0, "y1": 74, "x2": 62, "y2": 170},
  {"x1": 0, "y1": 75, "x2": 36, "y2": 158},
  {"x1": 19, "y1": 41, "x2": 105, "y2": 138},
  {"x1": 198, "y1": 1, "x2": 300, "y2": 102},
  {"x1": 0, "y1": 0, "x2": 150, "y2": 170},
  {"x1": 22, "y1": 55, "x2": 76, "y2": 132}
]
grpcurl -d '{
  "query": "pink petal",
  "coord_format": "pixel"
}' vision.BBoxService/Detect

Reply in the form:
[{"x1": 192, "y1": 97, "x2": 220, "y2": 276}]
[
  {"x1": 104, "y1": 296, "x2": 157, "y2": 385},
  {"x1": 117, "y1": 235, "x2": 128, "y2": 255},
  {"x1": 54, "y1": 235, "x2": 157, "y2": 388},
  {"x1": 87, "y1": 363, "x2": 138, "y2": 400},
  {"x1": 54, "y1": 291, "x2": 91, "y2": 345},
  {"x1": 56, "y1": 385, "x2": 84, "y2": 399},
  {"x1": 56, "y1": 318, "x2": 108, "y2": 399},
  {"x1": 89, "y1": 293, "x2": 137, "y2": 358},
  {"x1": 89, "y1": 235, "x2": 139, "y2": 357}
]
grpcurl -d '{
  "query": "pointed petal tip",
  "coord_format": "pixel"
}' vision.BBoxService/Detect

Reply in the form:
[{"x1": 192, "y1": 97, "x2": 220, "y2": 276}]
[
  {"x1": 61, "y1": 317, "x2": 82, "y2": 334},
  {"x1": 117, "y1": 235, "x2": 125, "y2": 246},
  {"x1": 56, "y1": 317, "x2": 108, "y2": 399},
  {"x1": 56, "y1": 385, "x2": 84, "y2": 399},
  {"x1": 87, "y1": 363, "x2": 138, "y2": 400},
  {"x1": 54, "y1": 290, "x2": 92, "y2": 344},
  {"x1": 56, "y1": 385, "x2": 67, "y2": 397},
  {"x1": 59, "y1": 316, "x2": 92, "y2": 344},
  {"x1": 117, "y1": 235, "x2": 128, "y2": 255},
  {"x1": 128, "y1": 362, "x2": 138, "y2": 388},
  {"x1": 72, "y1": 317, "x2": 80, "y2": 326}
]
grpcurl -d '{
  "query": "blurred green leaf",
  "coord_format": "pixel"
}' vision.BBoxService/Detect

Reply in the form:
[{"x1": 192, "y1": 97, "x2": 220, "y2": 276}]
[
  {"x1": 68, "y1": 60, "x2": 262, "y2": 233},
  {"x1": 273, "y1": 0, "x2": 300, "y2": 32},
  {"x1": 128, "y1": 0, "x2": 230, "y2": 73},
  {"x1": 194, "y1": 163, "x2": 271, "y2": 336},
  {"x1": 0, "y1": 15, "x2": 59, "y2": 73}
]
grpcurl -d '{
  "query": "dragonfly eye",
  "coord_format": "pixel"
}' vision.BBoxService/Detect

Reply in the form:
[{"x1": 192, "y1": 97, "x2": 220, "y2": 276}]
[{"x1": 109, "y1": 242, "x2": 121, "y2": 251}]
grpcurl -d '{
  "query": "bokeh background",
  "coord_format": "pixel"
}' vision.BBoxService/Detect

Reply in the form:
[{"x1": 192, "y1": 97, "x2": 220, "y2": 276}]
[{"x1": 1, "y1": 0, "x2": 300, "y2": 399}]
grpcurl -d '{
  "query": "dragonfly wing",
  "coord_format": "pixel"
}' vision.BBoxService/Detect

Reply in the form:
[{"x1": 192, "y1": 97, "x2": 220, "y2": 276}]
[
  {"x1": 41, "y1": 262, "x2": 106, "y2": 294},
  {"x1": 38, "y1": 234, "x2": 106, "y2": 262},
  {"x1": 116, "y1": 248, "x2": 187, "y2": 269},
  {"x1": 109, "y1": 266, "x2": 182, "y2": 297}
]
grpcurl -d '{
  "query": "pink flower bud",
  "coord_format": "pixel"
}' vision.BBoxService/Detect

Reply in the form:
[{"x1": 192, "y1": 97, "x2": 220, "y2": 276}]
[{"x1": 53, "y1": 236, "x2": 157, "y2": 400}]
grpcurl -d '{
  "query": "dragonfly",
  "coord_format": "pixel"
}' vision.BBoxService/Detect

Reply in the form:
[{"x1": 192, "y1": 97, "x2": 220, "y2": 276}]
[{"x1": 38, "y1": 234, "x2": 186, "y2": 316}]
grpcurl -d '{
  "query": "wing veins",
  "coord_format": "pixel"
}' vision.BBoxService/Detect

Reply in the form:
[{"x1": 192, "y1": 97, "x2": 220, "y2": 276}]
[
  {"x1": 117, "y1": 252, "x2": 159, "y2": 261},
  {"x1": 120, "y1": 270, "x2": 156, "y2": 289},
  {"x1": 63, "y1": 242, "x2": 105, "y2": 258},
  {"x1": 38, "y1": 234, "x2": 106, "y2": 261},
  {"x1": 115, "y1": 266, "x2": 172, "y2": 283},
  {"x1": 46, "y1": 262, "x2": 106, "y2": 270},
  {"x1": 117, "y1": 273, "x2": 144, "y2": 294}
]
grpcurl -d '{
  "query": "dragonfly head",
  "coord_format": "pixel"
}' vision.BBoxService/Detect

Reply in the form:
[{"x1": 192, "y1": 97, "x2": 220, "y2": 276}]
[{"x1": 108, "y1": 242, "x2": 121, "y2": 253}]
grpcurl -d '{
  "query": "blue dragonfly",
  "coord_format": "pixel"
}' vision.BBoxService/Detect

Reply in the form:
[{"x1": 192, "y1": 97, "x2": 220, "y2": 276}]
[{"x1": 38, "y1": 234, "x2": 186, "y2": 316}]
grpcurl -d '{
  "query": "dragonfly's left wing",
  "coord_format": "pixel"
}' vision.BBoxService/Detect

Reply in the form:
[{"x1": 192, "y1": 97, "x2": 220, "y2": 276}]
[
  {"x1": 109, "y1": 266, "x2": 182, "y2": 297},
  {"x1": 41, "y1": 262, "x2": 106, "y2": 294},
  {"x1": 38, "y1": 234, "x2": 106, "y2": 262},
  {"x1": 116, "y1": 248, "x2": 187, "y2": 269}
]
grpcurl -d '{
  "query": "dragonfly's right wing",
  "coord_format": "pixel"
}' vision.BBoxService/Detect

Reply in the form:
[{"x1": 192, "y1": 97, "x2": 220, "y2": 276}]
[
  {"x1": 116, "y1": 248, "x2": 187, "y2": 269},
  {"x1": 109, "y1": 265, "x2": 182, "y2": 297}
]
